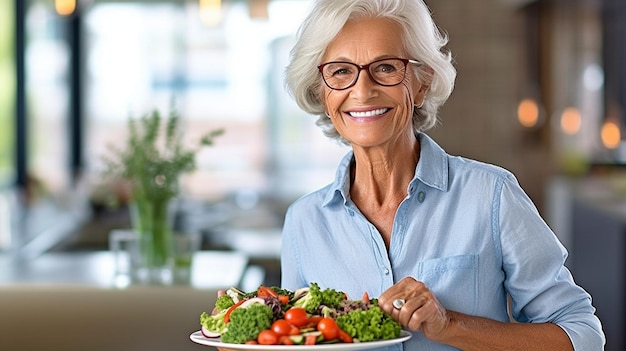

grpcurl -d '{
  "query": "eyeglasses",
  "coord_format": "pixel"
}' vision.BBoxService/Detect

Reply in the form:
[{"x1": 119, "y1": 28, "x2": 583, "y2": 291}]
[{"x1": 317, "y1": 57, "x2": 422, "y2": 90}]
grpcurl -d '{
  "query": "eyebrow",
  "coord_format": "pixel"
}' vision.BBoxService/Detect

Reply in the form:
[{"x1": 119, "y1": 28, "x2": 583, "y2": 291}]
[{"x1": 324, "y1": 54, "x2": 403, "y2": 64}]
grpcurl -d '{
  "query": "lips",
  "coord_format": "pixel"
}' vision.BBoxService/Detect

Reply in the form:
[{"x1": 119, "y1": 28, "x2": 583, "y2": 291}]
[{"x1": 347, "y1": 108, "x2": 390, "y2": 118}]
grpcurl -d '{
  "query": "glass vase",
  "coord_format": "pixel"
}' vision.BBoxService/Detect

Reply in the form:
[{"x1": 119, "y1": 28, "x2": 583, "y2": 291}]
[{"x1": 131, "y1": 195, "x2": 175, "y2": 285}]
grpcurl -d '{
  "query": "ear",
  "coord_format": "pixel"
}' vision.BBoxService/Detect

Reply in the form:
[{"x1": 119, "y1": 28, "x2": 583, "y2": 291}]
[{"x1": 413, "y1": 65, "x2": 434, "y2": 105}]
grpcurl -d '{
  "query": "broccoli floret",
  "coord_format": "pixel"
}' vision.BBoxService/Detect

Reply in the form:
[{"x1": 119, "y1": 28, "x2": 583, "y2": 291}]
[
  {"x1": 293, "y1": 282, "x2": 345, "y2": 313},
  {"x1": 292, "y1": 287, "x2": 321, "y2": 313},
  {"x1": 215, "y1": 294, "x2": 235, "y2": 312},
  {"x1": 200, "y1": 309, "x2": 229, "y2": 335},
  {"x1": 220, "y1": 303, "x2": 274, "y2": 344},
  {"x1": 319, "y1": 286, "x2": 346, "y2": 308},
  {"x1": 336, "y1": 305, "x2": 401, "y2": 342}
]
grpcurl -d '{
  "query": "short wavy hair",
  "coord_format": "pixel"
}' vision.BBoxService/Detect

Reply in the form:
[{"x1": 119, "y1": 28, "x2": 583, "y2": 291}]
[{"x1": 284, "y1": 0, "x2": 456, "y2": 144}]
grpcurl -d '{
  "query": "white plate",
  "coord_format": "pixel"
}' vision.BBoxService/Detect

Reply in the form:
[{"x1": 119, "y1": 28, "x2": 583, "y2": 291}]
[{"x1": 190, "y1": 330, "x2": 412, "y2": 350}]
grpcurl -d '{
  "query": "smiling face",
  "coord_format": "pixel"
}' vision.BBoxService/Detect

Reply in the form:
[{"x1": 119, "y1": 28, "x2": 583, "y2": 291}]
[{"x1": 320, "y1": 17, "x2": 428, "y2": 149}]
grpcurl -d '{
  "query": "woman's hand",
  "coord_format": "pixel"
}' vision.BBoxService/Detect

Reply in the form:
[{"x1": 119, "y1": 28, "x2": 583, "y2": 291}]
[
  {"x1": 380, "y1": 277, "x2": 575, "y2": 351},
  {"x1": 378, "y1": 277, "x2": 450, "y2": 340}
]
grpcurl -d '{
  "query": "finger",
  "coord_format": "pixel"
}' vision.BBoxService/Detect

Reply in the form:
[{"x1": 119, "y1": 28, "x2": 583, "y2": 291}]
[
  {"x1": 407, "y1": 294, "x2": 449, "y2": 337},
  {"x1": 378, "y1": 277, "x2": 420, "y2": 310},
  {"x1": 405, "y1": 296, "x2": 433, "y2": 331},
  {"x1": 377, "y1": 290, "x2": 395, "y2": 308},
  {"x1": 397, "y1": 294, "x2": 429, "y2": 329}
]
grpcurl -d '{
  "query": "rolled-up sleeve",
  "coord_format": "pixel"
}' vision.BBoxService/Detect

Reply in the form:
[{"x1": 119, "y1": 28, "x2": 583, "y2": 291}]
[{"x1": 498, "y1": 174, "x2": 605, "y2": 350}]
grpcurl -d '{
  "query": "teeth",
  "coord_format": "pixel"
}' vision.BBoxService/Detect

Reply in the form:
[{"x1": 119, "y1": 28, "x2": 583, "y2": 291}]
[{"x1": 349, "y1": 108, "x2": 389, "y2": 118}]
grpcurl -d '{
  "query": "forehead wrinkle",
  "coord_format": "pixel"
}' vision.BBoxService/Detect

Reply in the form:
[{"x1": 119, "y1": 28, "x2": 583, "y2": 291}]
[
  {"x1": 328, "y1": 53, "x2": 402, "y2": 65},
  {"x1": 322, "y1": 18, "x2": 406, "y2": 64}
]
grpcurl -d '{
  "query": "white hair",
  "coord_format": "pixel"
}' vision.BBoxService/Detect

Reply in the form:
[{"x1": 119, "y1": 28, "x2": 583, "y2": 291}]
[{"x1": 285, "y1": 0, "x2": 456, "y2": 144}]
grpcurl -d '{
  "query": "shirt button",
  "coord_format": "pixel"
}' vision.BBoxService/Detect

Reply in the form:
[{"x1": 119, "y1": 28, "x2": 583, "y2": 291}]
[
  {"x1": 384, "y1": 268, "x2": 390, "y2": 275},
  {"x1": 418, "y1": 191, "x2": 426, "y2": 203},
  {"x1": 347, "y1": 209, "x2": 354, "y2": 216}
]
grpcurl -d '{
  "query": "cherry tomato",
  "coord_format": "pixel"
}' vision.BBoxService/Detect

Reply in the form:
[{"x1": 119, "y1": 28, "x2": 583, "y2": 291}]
[
  {"x1": 278, "y1": 295, "x2": 290, "y2": 304},
  {"x1": 279, "y1": 335, "x2": 294, "y2": 345},
  {"x1": 317, "y1": 317, "x2": 339, "y2": 340},
  {"x1": 257, "y1": 329, "x2": 279, "y2": 345},
  {"x1": 284, "y1": 307, "x2": 308, "y2": 327},
  {"x1": 271, "y1": 319, "x2": 294, "y2": 337},
  {"x1": 304, "y1": 316, "x2": 323, "y2": 328},
  {"x1": 289, "y1": 325, "x2": 301, "y2": 335}
]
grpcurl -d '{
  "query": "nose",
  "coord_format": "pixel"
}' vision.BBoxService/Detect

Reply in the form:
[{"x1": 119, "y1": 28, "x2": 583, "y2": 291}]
[
  {"x1": 354, "y1": 65, "x2": 377, "y2": 86},
  {"x1": 351, "y1": 67, "x2": 378, "y2": 98}
]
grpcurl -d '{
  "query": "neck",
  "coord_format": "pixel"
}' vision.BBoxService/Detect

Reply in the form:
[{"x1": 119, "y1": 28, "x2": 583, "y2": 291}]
[{"x1": 350, "y1": 137, "x2": 419, "y2": 207}]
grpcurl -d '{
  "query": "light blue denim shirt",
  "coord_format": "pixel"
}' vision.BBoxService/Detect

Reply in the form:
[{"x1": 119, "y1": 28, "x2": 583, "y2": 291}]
[{"x1": 280, "y1": 133, "x2": 604, "y2": 351}]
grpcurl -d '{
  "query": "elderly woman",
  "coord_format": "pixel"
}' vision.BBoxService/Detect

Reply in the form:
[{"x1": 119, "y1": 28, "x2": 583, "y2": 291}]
[{"x1": 280, "y1": 0, "x2": 605, "y2": 350}]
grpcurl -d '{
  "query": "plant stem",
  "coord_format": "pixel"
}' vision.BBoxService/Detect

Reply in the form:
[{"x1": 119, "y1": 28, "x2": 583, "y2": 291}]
[{"x1": 151, "y1": 196, "x2": 172, "y2": 267}]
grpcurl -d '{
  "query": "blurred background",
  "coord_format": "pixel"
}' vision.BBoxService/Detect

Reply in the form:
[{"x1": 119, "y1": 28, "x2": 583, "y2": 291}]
[{"x1": 1, "y1": 0, "x2": 625, "y2": 349}]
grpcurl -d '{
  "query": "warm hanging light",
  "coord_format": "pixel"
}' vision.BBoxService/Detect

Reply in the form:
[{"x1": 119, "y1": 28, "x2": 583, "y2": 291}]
[
  {"x1": 55, "y1": 0, "x2": 76, "y2": 16},
  {"x1": 200, "y1": 0, "x2": 222, "y2": 27},
  {"x1": 249, "y1": 0, "x2": 269, "y2": 19},
  {"x1": 517, "y1": 98, "x2": 540, "y2": 128},
  {"x1": 601, "y1": 120, "x2": 621, "y2": 149},
  {"x1": 560, "y1": 107, "x2": 582, "y2": 135}
]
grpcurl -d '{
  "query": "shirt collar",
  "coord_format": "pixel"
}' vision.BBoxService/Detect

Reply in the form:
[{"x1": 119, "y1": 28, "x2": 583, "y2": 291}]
[
  {"x1": 322, "y1": 133, "x2": 449, "y2": 207},
  {"x1": 323, "y1": 150, "x2": 354, "y2": 207},
  {"x1": 413, "y1": 133, "x2": 448, "y2": 192}
]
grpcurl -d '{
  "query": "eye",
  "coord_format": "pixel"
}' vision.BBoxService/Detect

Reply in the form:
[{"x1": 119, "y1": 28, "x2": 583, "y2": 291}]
[
  {"x1": 328, "y1": 64, "x2": 354, "y2": 77},
  {"x1": 373, "y1": 63, "x2": 397, "y2": 74}
]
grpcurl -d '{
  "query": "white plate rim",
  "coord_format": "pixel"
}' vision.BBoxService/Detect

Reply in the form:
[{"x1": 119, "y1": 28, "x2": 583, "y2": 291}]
[{"x1": 189, "y1": 330, "x2": 412, "y2": 350}]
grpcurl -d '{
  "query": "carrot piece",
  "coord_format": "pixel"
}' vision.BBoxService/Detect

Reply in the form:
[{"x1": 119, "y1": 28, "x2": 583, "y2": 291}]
[
  {"x1": 362, "y1": 291, "x2": 370, "y2": 306},
  {"x1": 224, "y1": 299, "x2": 246, "y2": 323},
  {"x1": 338, "y1": 329, "x2": 353, "y2": 343},
  {"x1": 305, "y1": 334, "x2": 318, "y2": 345},
  {"x1": 257, "y1": 285, "x2": 278, "y2": 298}
]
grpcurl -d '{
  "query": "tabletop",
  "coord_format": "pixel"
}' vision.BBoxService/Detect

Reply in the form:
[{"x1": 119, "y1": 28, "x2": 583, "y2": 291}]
[{"x1": 0, "y1": 250, "x2": 249, "y2": 289}]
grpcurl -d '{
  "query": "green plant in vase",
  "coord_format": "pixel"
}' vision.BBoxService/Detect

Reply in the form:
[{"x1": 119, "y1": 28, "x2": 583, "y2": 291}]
[{"x1": 103, "y1": 108, "x2": 223, "y2": 282}]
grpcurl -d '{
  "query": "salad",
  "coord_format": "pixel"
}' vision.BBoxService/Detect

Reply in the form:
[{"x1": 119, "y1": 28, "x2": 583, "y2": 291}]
[{"x1": 199, "y1": 283, "x2": 402, "y2": 346}]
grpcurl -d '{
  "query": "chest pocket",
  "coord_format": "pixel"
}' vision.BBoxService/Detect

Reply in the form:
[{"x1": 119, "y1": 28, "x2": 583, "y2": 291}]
[{"x1": 417, "y1": 255, "x2": 478, "y2": 315}]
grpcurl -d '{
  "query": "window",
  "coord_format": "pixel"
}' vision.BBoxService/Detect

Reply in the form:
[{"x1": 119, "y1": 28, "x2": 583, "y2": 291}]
[
  {"x1": 0, "y1": 0, "x2": 15, "y2": 188},
  {"x1": 25, "y1": 2, "x2": 71, "y2": 194},
  {"x1": 84, "y1": 0, "x2": 346, "y2": 203}
]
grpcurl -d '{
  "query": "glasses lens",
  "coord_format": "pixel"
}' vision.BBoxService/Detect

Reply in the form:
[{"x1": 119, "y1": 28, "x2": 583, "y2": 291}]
[
  {"x1": 321, "y1": 62, "x2": 358, "y2": 90},
  {"x1": 320, "y1": 58, "x2": 409, "y2": 90},
  {"x1": 369, "y1": 59, "x2": 407, "y2": 86}
]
